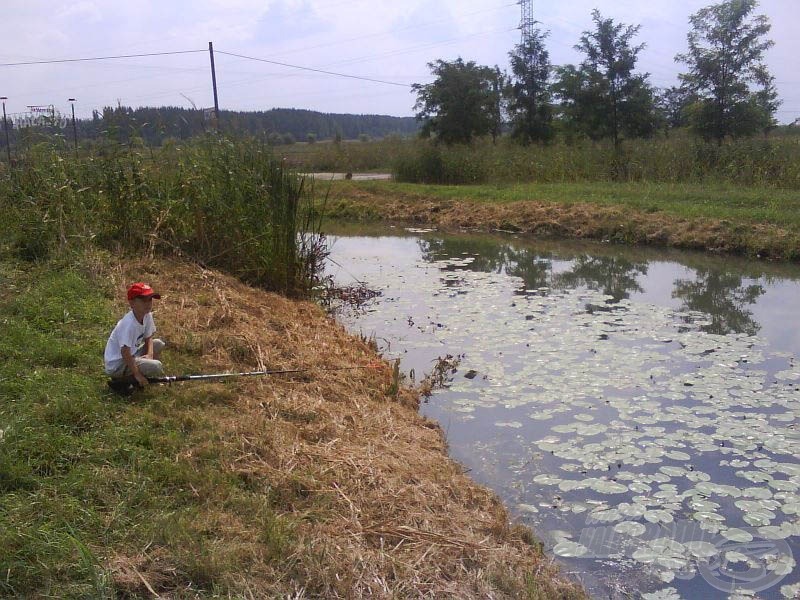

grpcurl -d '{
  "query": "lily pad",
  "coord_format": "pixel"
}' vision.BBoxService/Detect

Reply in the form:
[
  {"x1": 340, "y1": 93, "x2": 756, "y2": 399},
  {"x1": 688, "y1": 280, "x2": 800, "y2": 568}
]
[{"x1": 552, "y1": 540, "x2": 589, "y2": 558}]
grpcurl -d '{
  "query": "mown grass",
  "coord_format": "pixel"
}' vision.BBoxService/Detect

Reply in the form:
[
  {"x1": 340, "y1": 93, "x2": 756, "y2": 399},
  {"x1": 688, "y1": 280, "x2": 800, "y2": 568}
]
[
  {"x1": 0, "y1": 256, "x2": 294, "y2": 596},
  {"x1": 341, "y1": 180, "x2": 800, "y2": 230}
]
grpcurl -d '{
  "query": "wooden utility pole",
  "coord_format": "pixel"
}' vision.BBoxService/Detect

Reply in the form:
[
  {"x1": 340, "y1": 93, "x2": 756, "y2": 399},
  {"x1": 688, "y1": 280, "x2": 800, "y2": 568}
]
[
  {"x1": 68, "y1": 98, "x2": 78, "y2": 153},
  {"x1": 208, "y1": 42, "x2": 220, "y2": 130},
  {"x1": 1, "y1": 97, "x2": 10, "y2": 163}
]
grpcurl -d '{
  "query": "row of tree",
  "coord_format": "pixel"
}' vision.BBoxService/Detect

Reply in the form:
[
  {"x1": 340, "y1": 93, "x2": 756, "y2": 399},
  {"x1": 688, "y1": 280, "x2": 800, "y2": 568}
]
[
  {"x1": 413, "y1": 0, "x2": 779, "y2": 146},
  {"x1": 2, "y1": 106, "x2": 418, "y2": 147}
]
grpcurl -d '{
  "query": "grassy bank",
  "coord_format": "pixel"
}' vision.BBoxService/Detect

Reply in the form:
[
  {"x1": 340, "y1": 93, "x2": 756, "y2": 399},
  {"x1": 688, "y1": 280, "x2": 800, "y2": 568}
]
[
  {"x1": 0, "y1": 251, "x2": 584, "y2": 598},
  {"x1": 325, "y1": 180, "x2": 800, "y2": 260}
]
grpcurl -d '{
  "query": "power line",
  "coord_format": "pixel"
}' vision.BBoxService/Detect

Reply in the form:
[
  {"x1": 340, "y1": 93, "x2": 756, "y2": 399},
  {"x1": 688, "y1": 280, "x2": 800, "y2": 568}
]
[
  {"x1": 215, "y1": 51, "x2": 412, "y2": 88},
  {"x1": 0, "y1": 49, "x2": 206, "y2": 67}
]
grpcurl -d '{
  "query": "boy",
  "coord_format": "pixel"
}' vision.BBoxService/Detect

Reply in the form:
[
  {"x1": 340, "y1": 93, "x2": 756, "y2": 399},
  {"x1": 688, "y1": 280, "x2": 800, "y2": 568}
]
[{"x1": 104, "y1": 282, "x2": 166, "y2": 391}]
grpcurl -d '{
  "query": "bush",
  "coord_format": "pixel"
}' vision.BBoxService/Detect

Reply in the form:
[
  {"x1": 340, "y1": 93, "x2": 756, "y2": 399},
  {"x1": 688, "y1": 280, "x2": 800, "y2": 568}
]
[{"x1": 393, "y1": 141, "x2": 489, "y2": 184}]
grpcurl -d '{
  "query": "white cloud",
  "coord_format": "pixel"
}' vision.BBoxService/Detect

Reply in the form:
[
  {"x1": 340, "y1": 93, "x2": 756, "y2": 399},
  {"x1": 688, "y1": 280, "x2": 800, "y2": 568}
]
[{"x1": 57, "y1": 1, "x2": 102, "y2": 22}]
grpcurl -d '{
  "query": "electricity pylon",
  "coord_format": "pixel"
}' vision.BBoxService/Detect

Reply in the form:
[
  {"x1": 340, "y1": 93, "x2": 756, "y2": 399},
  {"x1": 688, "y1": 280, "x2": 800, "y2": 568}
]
[{"x1": 519, "y1": 0, "x2": 535, "y2": 44}]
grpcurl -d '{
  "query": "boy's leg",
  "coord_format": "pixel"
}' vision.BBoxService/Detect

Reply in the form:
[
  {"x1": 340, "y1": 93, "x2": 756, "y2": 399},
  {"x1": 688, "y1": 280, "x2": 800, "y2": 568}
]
[
  {"x1": 135, "y1": 357, "x2": 164, "y2": 378},
  {"x1": 134, "y1": 339, "x2": 164, "y2": 377},
  {"x1": 107, "y1": 362, "x2": 135, "y2": 383}
]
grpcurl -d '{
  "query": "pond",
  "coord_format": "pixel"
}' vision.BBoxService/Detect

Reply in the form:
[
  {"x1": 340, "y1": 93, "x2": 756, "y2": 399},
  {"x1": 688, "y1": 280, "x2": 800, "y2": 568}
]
[{"x1": 324, "y1": 224, "x2": 800, "y2": 600}]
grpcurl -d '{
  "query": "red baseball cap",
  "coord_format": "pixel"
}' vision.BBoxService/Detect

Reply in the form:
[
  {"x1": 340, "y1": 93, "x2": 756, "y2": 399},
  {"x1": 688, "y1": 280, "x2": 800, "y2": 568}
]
[{"x1": 127, "y1": 282, "x2": 161, "y2": 301}]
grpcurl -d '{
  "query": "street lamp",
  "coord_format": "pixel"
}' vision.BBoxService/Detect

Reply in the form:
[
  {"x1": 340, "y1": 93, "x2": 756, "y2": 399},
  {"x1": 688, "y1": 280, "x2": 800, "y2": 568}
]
[
  {"x1": 0, "y1": 96, "x2": 10, "y2": 163},
  {"x1": 68, "y1": 98, "x2": 77, "y2": 152}
]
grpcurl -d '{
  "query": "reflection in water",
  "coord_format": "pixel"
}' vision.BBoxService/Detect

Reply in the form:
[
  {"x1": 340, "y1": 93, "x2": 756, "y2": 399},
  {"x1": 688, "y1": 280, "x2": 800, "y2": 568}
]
[
  {"x1": 419, "y1": 238, "x2": 651, "y2": 302},
  {"x1": 420, "y1": 236, "x2": 770, "y2": 336},
  {"x1": 552, "y1": 255, "x2": 647, "y2": 302},
  {"x1": 673, "y1": 270, "x2": 765, "y2": 335}
]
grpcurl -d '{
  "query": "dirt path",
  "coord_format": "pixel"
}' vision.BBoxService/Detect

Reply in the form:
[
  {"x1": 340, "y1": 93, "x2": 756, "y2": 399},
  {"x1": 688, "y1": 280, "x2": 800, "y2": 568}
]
[{"x1": 308, "y1": 172, "x2": 392, "y2": 181}]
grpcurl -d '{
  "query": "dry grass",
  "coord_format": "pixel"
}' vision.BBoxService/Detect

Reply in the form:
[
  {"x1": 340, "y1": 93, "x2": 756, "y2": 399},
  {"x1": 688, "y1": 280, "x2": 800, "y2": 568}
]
[
  {"x1": 98, "y1": 256, "x2": 584, "y2": 599},
  {"x1": 330, "y1": 188, "x2": 800, "y2": 261}
]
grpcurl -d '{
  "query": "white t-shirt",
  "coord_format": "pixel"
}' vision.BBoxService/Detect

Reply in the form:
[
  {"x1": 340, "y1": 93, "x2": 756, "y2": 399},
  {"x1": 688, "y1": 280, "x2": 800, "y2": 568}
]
[{"x1": 104, "y1": 311, "x2": 156, "y2": 374}]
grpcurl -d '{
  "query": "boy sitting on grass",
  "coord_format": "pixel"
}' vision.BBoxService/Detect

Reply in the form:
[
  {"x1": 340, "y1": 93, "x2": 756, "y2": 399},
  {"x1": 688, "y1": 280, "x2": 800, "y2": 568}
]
[{"x1": 104, "y1": 282, "x2": 165, "y2": 391}]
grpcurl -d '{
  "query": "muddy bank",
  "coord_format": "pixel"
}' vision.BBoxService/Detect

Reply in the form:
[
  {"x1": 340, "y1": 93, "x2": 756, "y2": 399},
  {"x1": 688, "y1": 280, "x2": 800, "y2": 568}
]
[
  {"x1": 327, "y1": 188, "x2": 800, "y2": 261},
  {"x1": 104, "y1": 256, "x2": 584, "y2": 599}
]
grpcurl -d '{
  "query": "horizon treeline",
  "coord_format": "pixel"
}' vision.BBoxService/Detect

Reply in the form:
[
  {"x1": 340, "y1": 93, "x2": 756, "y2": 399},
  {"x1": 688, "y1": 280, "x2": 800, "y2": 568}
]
[{"x1": 1, "y1": 105, "x2": 419, "y2": 148}]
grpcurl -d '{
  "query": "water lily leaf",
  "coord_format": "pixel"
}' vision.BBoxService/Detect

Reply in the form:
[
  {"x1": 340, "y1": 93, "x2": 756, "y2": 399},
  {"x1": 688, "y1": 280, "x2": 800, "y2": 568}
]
[
  {"x1": 552, "y1": 540, "x2": 589, "y2": 558},
  {"x1": 632, "y1": 548, "x2": 661, "y2": 563},
  {"x1": 781, "y1": 501, "x2": 800, "y2": 515},
  {"x1": 592, "y1": 480, "x2": 628, "y2": 494},
  {"x1": 766, "y1": 554, "x2": 796, "y2": 576},
  {"x1": 664, "y1": 451, "x2": 691, "y2": 461},
  {"x1": 686, "y1": 541, "x2": 718, "y2": 558},
  {"x1": 533, "y1": 474, "x2": 561, "y2": 486},
  {"x1": 743, "y1": 511, "x2": 773, "y2": 527},
  {"x1": 590, "y1": 508, "x2": 621, "y2": 523},
  {"x1": 641, "y1": 586, "x2": 682, "y2": 599},
  {"x1": 781, "y1": 582, "x2": 800, "y2": 598},
  {"x1": 721, "y1": 528, "x2": 753, "y2": 543},
  {"x1": 725, "y1": 551, "x2": 749, "y2": 563},
  {"x1": 644, "y1": 510, "x2": 674, "y2": 524},
  {"x1": 614, "y1": 521, "x2": 646, "y2": 536},
  {"x1": 757, "y1": 525, "x2": 791, "y2": 540}
]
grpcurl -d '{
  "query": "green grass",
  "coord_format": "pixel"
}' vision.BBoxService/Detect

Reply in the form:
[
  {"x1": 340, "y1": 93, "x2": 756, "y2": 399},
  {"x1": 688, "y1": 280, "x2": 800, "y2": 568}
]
[
  {"x1": 345, "y1": 180, "x2": 800, "y2": 230},
  {"x1": 0, "y1": 255, "x2": 293, "y2": 596}
]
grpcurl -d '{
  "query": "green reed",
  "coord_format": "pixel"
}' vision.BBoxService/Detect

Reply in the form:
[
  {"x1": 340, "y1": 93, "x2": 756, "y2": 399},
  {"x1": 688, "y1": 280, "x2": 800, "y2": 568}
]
[
  {"x1": 0, "y1": 135, "x2": 326, "y2": 297},
  {"x1": 389, "y1": 134, "x2": 800, "y2": 189}
]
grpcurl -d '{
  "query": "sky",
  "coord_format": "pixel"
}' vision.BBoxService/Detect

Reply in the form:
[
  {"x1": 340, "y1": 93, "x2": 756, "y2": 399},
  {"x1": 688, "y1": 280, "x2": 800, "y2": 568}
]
[{"x1": 1, "y1": 0, "x2": 798, "y2": 123}]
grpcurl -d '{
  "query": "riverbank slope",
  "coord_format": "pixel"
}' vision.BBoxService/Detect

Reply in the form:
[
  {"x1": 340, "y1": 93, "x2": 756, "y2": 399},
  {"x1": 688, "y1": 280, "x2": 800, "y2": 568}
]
[
  {"x1": 0, "y1": 251, "x2": 584, "y2": 599},
  {"x1": 326, "y1": 181, "x2": 800, "y2": 261}
]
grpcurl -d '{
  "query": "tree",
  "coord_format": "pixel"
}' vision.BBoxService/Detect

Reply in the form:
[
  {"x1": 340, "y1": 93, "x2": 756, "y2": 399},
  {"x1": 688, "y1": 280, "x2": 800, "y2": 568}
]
[
  {"x1": 676, "y1": 0, "x2": 777, "y2": 143},
  {"x1": 553, "y1": 10, "x2": 657, "y2": 146},
  {"x1": 656, "y1": 86, "x2": 696, "y2": 130},
  {"x1": 412, "y1": 58, "x2": 502, "y2": 144},
  {"x1": 753, "y1": 64, "x2": 780, "y2": 135},
  {"x1": 507, "y1": 28, "x2": 554, "y2": 144}
]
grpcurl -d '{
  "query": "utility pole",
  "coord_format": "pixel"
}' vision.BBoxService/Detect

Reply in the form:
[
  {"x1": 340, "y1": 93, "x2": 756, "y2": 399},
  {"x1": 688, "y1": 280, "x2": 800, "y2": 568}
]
[
  {"x1": 208, "y1": 41, "x2": 220, "y2": 131},
  {"x1": 1, "y1": 96, "x2": 10, "y2": 163},
  {"x1": 68, "y1": 98, "x2": 78, "y2": 153}
]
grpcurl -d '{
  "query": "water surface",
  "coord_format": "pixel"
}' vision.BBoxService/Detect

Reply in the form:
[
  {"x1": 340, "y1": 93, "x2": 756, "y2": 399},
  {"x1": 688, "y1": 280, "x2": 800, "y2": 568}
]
[{"x1": 326, "y1": 225, "x2": 800, "y2": 600}]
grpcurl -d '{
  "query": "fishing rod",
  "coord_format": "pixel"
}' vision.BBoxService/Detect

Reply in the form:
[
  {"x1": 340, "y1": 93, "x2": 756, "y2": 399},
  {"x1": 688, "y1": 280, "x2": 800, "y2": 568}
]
[{"x1": 146, "y1": 361, "x2": 385, "y2": 384}]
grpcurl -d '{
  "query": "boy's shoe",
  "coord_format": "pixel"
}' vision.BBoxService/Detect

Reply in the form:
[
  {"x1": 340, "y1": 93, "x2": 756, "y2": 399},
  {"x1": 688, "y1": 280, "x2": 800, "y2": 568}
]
[{"x1": 107, "y1": 379, "x2": 139, "y2": 396}]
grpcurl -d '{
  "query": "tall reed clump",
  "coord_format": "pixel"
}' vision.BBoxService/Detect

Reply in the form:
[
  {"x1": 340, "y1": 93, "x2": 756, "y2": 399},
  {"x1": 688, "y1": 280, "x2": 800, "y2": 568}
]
[
  {"x1": 393, "y1": 140, "x2": 490, "y2": 184},
  {"x1": 0, "y1": 135, "x2": 327, "y2": 297},
  {"x1": 390, "y1": 134, "x2": 800, "y2": 189},
  {"x1": 278, "y1": 135, "x2": 409, "y2": 173}
]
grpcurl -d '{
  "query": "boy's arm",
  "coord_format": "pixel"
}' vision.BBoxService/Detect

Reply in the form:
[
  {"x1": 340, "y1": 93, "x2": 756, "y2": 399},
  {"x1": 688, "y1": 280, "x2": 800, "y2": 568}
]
[
  {"x1": 121, "y1": 345, "x2": 148, "y2": 386},
  {"x1": 142, "y1": 336, "x2": 154, "y2": 360}
]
